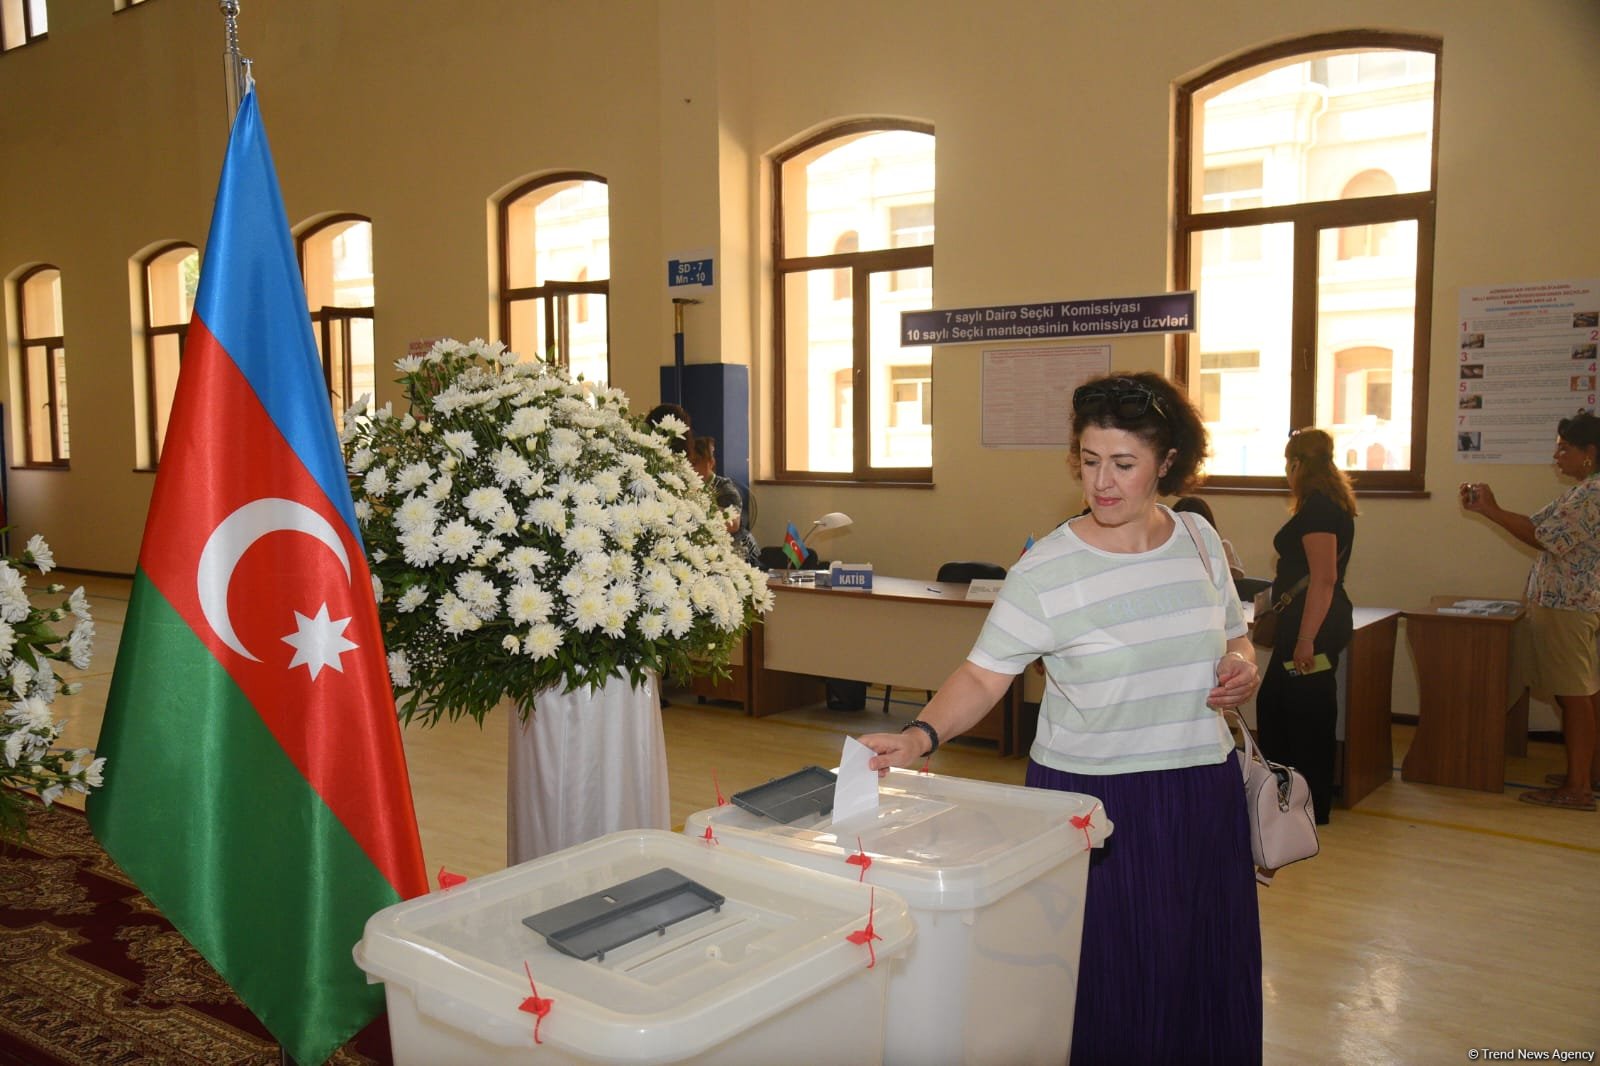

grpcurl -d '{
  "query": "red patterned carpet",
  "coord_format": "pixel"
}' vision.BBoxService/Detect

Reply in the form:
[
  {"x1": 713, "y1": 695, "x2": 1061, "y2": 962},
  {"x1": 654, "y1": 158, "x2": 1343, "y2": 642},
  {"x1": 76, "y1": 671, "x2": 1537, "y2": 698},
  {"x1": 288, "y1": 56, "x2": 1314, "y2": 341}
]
[{"x1": 0, "y1": 802, "x2": 391, "y2": 1065}]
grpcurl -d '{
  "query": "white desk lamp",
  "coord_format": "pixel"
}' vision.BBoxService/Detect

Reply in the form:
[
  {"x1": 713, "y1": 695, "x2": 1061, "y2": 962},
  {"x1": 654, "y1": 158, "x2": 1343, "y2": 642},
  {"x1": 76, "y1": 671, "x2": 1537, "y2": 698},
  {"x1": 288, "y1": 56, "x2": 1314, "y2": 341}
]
[{"x1": 802, "y1": 511, "x2": 853, "y2": 547}]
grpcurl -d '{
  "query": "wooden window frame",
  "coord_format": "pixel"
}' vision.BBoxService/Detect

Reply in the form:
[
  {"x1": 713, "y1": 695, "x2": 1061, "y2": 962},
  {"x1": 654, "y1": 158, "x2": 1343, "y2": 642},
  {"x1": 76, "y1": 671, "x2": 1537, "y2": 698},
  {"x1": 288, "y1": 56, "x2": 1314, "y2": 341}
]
[
  {"x1": 496, "y1": 172, "x2": 610, "y2": 377},
  {"x1": 138, "y1": 241, "x2": 195, "y2": 468},
  {"x1": 15, "y1": 264, "x2": 68, "y2": 468},
  {"x1": 1172, "y1": 31, "x2": 1442, "y2": 496},
  {"x1": 772, "y1": 119, "x2": 935, "y2": 485},
  {"x1": 0, "y1": 0, "x2": 47, "y2": 52},
  {"x1": 296, "y1": 213, "x2": 374, "y2": 418}
]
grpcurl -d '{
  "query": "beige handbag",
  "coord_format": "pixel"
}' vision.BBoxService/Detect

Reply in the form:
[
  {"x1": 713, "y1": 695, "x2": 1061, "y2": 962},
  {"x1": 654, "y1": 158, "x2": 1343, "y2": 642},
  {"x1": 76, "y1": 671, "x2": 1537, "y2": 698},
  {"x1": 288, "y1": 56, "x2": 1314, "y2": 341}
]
[{"x1": 1224, "y1": 709, "x2": 1319, "y2": 885}]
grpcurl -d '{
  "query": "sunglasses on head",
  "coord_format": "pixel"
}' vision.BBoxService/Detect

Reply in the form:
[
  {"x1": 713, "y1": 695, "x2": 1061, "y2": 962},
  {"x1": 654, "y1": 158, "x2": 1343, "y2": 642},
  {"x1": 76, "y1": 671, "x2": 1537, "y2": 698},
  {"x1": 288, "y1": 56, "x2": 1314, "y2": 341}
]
[{"x1": 1072, "y1": 378, "x2": 1168, "y2": 421}]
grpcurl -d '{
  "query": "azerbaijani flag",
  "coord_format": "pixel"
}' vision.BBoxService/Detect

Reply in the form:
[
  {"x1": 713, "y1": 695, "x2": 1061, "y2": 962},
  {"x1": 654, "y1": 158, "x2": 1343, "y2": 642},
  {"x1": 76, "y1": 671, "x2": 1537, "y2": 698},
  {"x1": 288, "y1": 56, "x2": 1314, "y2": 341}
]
[
  {"x1": 782, "y1": 521, "x2": 806, "y2": 567},
  {"x1": 87, "y1": 90, "x2": 427, "y2": 1066}
]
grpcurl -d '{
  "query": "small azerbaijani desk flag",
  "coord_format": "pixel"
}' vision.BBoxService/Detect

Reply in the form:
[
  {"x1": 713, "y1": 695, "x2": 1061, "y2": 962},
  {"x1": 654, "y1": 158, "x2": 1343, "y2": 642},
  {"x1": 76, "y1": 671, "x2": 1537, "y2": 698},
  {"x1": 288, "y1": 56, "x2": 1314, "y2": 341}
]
[
  {"x1": 1020, "y1": 533, "x2": 1036, "y2": 557},
  {"x1": 782, "y1": 521, "x2": 806, "y2": 567},
  {"x1": 87, "y1": 89, "x2": 427, "y2": 1066}
]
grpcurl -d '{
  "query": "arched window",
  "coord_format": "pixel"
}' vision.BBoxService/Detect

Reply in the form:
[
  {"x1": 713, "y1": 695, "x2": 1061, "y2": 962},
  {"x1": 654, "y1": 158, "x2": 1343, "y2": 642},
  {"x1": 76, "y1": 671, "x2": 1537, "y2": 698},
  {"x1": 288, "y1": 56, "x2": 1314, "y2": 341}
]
[
  {"x1": 14, "y1": 265, "x2": 69, "y2": 466},
  {"x1": 774, "y1": 122, "x2": 935, "y2": 481},
  {"x1": 297, "y1": 214, "x2": 374, "y2": 422},
  {"x1": 1175, "y1": 32, "x2": 1440, "y2": 489},
  {"x1": 1337, "y1": 170, "x2": 1400, "y2": 259},
  {"x1": 498, "y1": 173, "x2": 610, "y2": 385},
  {"x1": 136, "y1": 242, "x2": 198, "y2": 467},
  {"x1": 0, "y1": 0, "x2": 46, "y2": 51}
]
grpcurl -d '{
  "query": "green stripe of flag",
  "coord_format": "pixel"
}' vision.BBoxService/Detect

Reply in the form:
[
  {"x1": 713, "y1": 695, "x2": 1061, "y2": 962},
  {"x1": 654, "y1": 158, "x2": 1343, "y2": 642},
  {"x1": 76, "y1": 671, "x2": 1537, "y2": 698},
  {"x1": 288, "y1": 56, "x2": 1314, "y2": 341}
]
[{"x1": 88, "y1": 569, "x2": 402, "y2": 1064}]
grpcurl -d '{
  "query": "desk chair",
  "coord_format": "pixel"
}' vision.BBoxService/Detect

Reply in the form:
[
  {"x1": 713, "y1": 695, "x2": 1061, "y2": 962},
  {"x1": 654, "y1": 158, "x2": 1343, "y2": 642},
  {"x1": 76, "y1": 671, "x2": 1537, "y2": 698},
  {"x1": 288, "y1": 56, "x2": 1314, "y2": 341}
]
[
  {"x1": 882, "y1": 560, "x2": 1008, "y2": 713},
  {"x1": 758, "y1": 545, "x2": 820, "y2": 571}
]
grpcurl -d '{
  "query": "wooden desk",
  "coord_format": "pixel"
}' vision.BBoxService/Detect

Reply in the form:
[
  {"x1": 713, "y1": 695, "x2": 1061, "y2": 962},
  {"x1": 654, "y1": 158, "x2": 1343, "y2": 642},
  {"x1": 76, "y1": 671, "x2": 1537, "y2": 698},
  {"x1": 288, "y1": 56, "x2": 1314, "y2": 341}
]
[
  {"x1": 758, "y1": 575, "x2": 1021, "y2": 753},
  {"x1": 1242, "y1": 605, "x2": 1400, "y2": 810},
  {"x1": 1338, "y1": 608, "x2": 1401, "y2": 809},
  {"x1": 1401, "y1": 596, "x2": 1529, "y2": 792}
]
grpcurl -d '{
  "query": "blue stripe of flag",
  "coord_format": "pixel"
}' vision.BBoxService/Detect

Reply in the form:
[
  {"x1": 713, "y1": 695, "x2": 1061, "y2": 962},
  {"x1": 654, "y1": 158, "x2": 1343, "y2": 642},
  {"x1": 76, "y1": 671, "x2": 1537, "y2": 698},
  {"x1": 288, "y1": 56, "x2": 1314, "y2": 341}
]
[{"x1": 190, "y1": 91, "x2": 358, "y2": 538}]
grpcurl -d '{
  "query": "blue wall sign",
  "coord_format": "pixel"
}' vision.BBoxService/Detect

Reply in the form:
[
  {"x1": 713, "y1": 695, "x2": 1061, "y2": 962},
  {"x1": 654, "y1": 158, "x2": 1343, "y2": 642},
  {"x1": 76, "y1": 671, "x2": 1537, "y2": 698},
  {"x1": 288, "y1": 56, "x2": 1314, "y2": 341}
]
[
  {"x1": 900, "y1": 291, "x2": 1196, "y2": 346},
  {"x1": 668, "y1": 257, "x2": 714, "y2": 288}
]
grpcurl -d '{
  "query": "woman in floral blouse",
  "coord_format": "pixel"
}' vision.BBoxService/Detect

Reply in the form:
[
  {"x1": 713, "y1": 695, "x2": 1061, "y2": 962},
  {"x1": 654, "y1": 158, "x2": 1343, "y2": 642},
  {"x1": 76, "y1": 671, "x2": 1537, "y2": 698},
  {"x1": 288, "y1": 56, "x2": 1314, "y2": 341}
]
[{"x1": 1462, "y1": 411, "x2": 1600, "y2": 811}]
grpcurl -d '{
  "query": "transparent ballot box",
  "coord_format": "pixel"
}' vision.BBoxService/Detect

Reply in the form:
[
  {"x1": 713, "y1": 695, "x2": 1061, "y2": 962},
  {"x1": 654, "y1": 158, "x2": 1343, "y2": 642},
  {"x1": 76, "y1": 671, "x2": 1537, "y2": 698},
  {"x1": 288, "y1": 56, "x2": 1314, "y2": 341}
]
[
  {"x1": 354, "y1": 829, "x2": 914, "y2": 1065},
  {"x1": 685, "y1": 769, "x2": 1111, "y2": 1066}
]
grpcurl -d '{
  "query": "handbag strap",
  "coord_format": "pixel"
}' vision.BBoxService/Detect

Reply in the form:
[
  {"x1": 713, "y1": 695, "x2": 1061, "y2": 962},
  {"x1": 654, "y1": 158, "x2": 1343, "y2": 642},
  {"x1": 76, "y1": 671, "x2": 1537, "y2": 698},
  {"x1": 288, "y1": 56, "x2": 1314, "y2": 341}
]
[
  {"x1": 1176, "y1": 512, "x2": 1217, "y2": 586},
  {"x1": 1269, "y1": 540, "x2": 1353, "y2": 612},
  {"x1": 1221, "y1": 708, "x2": 1259, "y2": 785}
]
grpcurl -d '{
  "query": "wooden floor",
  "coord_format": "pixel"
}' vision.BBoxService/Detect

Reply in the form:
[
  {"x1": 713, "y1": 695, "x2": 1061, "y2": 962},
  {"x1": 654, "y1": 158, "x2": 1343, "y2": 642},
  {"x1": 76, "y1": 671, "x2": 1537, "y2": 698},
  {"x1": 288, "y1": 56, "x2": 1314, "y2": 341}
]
[{"x1": 49, "y1": 574, "x2": 1600, "y2": 1063}]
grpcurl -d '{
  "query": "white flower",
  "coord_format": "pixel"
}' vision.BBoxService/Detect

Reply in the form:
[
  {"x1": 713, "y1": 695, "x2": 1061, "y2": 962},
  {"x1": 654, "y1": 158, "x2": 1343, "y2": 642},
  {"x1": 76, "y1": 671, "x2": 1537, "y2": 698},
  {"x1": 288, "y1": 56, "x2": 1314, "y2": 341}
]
[
  {"x1": 523, "y1": 624, "x2": 563, "y2": 659},
  {"x1": 507, "y1": 406, "x2": 550, "y2": 438},
  {"x1": 395, "y1": 354, "x2": 425, "y2": 373},
  {"x1": 395, "y1": 496, "x2": 438, "y2": 534},
  {"x1": 3, "y1": 729, "x2": 27, "y2": 767},
  {"x1": 592, "y1": 470, "x2": 623, "y2": 501},
  {"x1": 10, "y1": 697, "x2": 53, "y2": 731},
  {"x1": 363, "y1": 466, "x2": 391, "y2": 496},
  {"x1": 655, "y1": 413, "x2": 689, "y2": 440},
  {"x1": 501, "y1": 634, "x2": 520, "y2": 653},
  {"x1": 568, "y1": 589, "x2": 608, "y2": 632},
  {"x1": 39, "y1": 783, "x2": 63, "y2": 807},
  {"x1": 507, "y1": 583, "x2": 554, "y2": 625},
  {"x1": 436, "y1": 519, "x2": 481, "y2": 563},
  {"x1": 464, "y1": 486, "x2": 511, "y2": 523},
  {"x1": 443, "y1": 430, "x2": 479, "y2": 459},
  {"x1": 396, "y1": 586, "x2": 428, "y2": 613},
  {"x1": 0, "y1": 622, "x2": 13, "y2": 659},
  {"x1": 664, "y1": 600, "x2": 694, "y2": 637},
  {"x1": 387, "y1": 649, "x2": 412, "y2": 686},
  {"x1": 455, "y1": 570, "x2": 500, "y2": 618},
  {"x1": 395, "y1": 462, "x2": 432, "y2": 493},
  {"x1": 525, "y1": 498, "x2": 566, "y2": 532},
  {"x1": 349, "y1": 447, "x2": 375, "y2": 473},
  {"x1": 436, "y1": 594, "x2": 483, "y2": 636},
  {"x1": 563, "y1": 524, "x2": 605, "y2": 555},
  {"x1": 639, "y1": 612, "x2": 667, "y2": 640},
  {"x1": 24, "y1": 535, "x2": 54, "y2": 574},
  {"x1": 66, "y1": 620, "x2": 94, "y2": 670}
]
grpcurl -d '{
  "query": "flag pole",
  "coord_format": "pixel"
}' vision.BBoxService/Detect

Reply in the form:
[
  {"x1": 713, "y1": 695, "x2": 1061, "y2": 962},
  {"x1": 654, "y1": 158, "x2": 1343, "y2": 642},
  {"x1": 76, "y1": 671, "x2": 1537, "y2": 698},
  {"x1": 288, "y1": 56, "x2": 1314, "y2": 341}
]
[{"x1": 219, "y1": 0, "x2": 252, "y2": 125}]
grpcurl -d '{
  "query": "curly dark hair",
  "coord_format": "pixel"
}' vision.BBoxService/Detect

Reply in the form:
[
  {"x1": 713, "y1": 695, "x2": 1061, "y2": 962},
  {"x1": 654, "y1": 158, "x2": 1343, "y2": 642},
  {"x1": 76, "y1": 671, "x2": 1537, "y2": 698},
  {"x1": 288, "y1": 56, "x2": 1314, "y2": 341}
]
[
  {"x1": 1557, "y1": 410, "x2": 1600, "y2": 456},
  {"x1": 1069, "y1": 371, "x2": 1209, "y2": 495}
]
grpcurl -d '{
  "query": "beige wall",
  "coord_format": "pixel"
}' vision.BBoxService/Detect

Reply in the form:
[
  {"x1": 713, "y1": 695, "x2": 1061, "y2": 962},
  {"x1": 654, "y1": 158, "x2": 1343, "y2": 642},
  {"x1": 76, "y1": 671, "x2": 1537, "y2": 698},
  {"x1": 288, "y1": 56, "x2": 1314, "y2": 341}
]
[{"x1": 2, "y1": 0, "x2": 1596, "y2": 722}]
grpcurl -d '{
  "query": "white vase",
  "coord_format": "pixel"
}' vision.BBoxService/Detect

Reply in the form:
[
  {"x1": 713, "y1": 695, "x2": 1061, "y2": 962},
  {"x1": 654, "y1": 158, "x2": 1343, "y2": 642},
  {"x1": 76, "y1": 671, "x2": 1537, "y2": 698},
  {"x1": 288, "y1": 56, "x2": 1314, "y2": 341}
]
[{"x1": 505, "y1": 671, "x2": 670, "y2": 865}]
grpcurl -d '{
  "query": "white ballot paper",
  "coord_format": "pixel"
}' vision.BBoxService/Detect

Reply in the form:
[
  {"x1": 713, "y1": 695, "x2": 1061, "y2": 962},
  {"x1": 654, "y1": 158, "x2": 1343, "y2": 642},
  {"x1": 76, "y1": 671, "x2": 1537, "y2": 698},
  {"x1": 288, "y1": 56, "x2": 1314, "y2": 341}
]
[{"x1": 832, "y1": 735, "x2": 881, "y2": 824}]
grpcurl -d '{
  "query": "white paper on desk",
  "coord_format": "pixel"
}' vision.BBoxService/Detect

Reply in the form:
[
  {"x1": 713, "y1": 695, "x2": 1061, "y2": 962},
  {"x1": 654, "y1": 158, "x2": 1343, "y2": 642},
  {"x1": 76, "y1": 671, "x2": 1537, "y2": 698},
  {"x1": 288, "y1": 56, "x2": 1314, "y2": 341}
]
[
  {"x1": 965, "y1": 578, "x2": 1004, "y2": 601},
  {"x1": 832, "y1": 735, "x2": 880, "y2": 824}
]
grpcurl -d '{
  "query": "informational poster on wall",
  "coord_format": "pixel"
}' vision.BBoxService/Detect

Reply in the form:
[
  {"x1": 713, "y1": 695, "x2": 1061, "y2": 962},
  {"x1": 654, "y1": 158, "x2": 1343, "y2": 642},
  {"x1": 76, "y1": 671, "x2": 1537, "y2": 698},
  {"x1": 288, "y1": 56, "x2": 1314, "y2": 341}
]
[
  {"x1": 1456, "y1": 279, "x2": 1600, "y2": 464},
  {"x1": 980, "y1": 344, "x2": 1111, "y2": 448}
]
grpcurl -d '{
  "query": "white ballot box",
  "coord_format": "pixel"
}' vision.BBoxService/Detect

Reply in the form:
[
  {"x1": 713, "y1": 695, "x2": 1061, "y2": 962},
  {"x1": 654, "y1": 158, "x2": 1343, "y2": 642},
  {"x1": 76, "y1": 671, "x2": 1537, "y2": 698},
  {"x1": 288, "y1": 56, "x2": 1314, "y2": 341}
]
[
  {"x1": 354, "y1": 829, "x2": 914, "y2": 1066},
  {"x1": 685, "y1": 769, "x2": 1111, "y2": 1066}
]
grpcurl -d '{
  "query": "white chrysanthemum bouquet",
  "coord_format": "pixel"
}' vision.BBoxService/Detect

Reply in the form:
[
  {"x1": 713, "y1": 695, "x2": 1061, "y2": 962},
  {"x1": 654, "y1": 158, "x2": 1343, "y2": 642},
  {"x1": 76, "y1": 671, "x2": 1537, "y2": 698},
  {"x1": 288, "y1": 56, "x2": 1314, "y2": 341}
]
[
  {"x1": 0, "y1": 533, "x2": 102, "y2": 839},
  {"x1": 343, "y1": 338, "x2": 774, "y2": 726}
]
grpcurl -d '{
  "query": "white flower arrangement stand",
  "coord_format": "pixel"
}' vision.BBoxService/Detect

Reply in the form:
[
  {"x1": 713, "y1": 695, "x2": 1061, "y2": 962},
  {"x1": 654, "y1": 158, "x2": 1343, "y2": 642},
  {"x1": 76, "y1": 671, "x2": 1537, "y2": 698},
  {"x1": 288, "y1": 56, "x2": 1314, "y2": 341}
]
[{"x1": 505, "y1": 671, "x2": 671, "y2": 865}]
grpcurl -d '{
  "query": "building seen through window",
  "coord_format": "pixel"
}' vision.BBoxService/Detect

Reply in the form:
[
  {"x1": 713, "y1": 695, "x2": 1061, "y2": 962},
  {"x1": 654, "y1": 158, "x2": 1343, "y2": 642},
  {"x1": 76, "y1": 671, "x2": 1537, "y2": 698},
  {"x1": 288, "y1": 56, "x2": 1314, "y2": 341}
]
[
  {"x1": 1177, "y1": 35, "x2": 1439, "y2": 488},
  {"x1": 499, "y1": 174, "x2": 610, "y2": 386},
  {"x1": 775, "y1": 123, "x2": 934, "y2": 480},
  {"x1": 16, "y1": 265, "x2": 69, "y2": 465},
  {"x1": 299, "y1": 215, "x2": 375, "y2": 423}
]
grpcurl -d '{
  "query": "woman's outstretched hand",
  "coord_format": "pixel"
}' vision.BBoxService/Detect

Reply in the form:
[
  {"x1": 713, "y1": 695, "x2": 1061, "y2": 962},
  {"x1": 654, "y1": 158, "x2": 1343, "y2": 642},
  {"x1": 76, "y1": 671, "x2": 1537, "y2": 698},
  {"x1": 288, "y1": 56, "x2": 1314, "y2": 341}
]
[{"x1": 858, "y1": 730, "x2": 928, "y2": 776}]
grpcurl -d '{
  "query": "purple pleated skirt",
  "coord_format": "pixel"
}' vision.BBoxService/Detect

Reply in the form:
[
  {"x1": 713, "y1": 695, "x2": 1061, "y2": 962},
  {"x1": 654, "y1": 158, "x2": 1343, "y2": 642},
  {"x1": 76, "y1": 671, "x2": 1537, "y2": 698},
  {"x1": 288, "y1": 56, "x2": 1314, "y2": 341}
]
[{"x1": 1027, "y1": 757, "x2": 1263, "y2": 1066}]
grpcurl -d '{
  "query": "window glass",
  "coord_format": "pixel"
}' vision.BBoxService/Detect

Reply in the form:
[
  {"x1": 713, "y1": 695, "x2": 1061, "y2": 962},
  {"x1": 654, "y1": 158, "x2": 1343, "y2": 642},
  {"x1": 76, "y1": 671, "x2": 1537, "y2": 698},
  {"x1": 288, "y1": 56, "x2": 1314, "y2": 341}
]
[
  {"x1": 776, "y1": 125, "x2": 934, "y2": 480},
  {"x1": 501, "y1": 176, "x2": 610, "y2": 384},
  {"x1": 1178, "y1": 40, "x2": 1438, "y2": 488},
  {"x1": 300, "y1": 217, "x2": 375, "y2": 421}
]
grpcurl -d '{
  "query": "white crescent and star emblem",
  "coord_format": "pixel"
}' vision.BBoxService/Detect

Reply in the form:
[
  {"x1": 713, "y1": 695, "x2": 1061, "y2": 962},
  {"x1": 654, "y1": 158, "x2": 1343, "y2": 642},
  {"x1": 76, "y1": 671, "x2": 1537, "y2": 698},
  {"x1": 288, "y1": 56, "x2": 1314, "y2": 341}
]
[{"x1": 196, "y1": 497, "x2": 360, "y2": 680}]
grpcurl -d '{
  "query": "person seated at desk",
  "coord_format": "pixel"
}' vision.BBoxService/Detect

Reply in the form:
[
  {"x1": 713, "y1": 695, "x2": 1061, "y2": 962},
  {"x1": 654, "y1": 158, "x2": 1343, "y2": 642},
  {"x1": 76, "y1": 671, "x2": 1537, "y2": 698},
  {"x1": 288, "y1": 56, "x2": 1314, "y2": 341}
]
[
  {"x1": 1461, "y1": 411, "x2": 1600, "y2": 812},
  {"x1": 689, "y1": 435, "x2": 761, "y2": 568},
  {"x1": 1172, "y1": 496, "x2": 1245, "y2": 580}
]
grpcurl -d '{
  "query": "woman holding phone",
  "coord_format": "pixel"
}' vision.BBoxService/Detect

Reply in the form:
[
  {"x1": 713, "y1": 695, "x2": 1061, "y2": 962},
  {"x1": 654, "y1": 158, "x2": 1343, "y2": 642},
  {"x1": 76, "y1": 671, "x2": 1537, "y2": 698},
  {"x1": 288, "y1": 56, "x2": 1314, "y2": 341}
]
[{"x1": 1255, "y1": 428, "x2": 1358, "y2": 825}]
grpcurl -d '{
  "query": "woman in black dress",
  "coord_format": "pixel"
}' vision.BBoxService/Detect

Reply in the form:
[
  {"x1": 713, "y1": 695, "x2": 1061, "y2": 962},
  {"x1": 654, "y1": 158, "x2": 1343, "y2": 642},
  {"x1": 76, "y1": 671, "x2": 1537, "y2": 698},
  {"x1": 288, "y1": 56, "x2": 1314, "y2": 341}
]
[{"x1": 1256, "y1": 428, "x2": 1357, "y2": 824}]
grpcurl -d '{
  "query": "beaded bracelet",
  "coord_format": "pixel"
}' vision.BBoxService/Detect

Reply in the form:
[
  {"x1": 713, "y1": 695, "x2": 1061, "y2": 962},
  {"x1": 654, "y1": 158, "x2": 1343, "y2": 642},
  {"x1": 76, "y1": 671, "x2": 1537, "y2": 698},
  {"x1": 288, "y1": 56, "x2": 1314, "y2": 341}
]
[{"x1": 900, "y1": 719, "x2": 940, "y2": 757}]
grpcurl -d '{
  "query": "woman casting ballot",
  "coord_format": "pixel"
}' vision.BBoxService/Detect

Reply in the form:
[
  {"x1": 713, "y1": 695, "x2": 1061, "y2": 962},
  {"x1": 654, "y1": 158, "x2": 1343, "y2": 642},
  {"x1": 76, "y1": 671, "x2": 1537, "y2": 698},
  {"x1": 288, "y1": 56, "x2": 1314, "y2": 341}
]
[
  {"x1": 1460, "y1": 411, "x2": 1600, "y2": 812},
  {"x1": 861, "y1": 372, "x2": 1263, "y2": 1066}
]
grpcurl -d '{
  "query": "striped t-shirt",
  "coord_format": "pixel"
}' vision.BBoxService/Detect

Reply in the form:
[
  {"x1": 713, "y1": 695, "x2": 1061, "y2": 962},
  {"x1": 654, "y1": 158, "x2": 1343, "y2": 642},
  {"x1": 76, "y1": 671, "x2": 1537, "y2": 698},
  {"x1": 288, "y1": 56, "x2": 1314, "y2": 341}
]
[{"x1": 968, "y1": 507, "x2": 1246, "y2": 775}]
